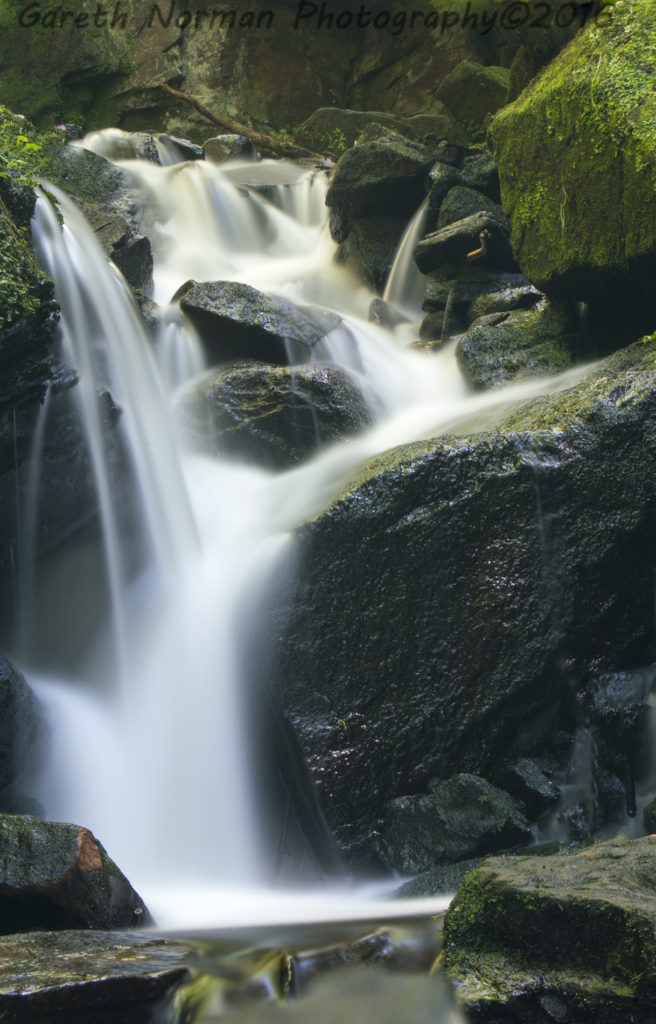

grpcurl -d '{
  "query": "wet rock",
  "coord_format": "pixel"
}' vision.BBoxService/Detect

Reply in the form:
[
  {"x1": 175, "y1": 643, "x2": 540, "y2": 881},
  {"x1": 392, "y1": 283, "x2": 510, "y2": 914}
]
[
  {"x1": 495, "y1": 758, "x2": 561, "y2": 818},
  {"x1": 395, "y1": 858, "x2": 481, "y2": 898},
  {"x1": 436, "y1": 61, "x2": 510, "y2": 127},
  {"x1": 377, "y1": 774, "x2": 530, "y2": 874},
  {"x1": 418, "y1": 310, "x2": 465, "y2": 344},
  {"x1": 443, "y1": 834, "x2": 656, "y2": 1024},
  {"x1": 270, "y1": 338, "x2": 656, "y2": 864},
  {"x1": 325, "y1": 132, "x2": 434, "y2": 241},
  {"x1": 588, "y1": 667, "x2": 656, "y2": 787},
  {"x1": 336, "y1": 218, "x2": 406, "y2": 293},
  {"x1": 425, "y1": 162, "x2": 460, "y2": 232},
  {"x1": 156, "y1": 133, "x2": 204, "y2": 163},
  {"x1": 40, "y1": 144, "x2": 127, "y2": 209},
  {"x1": 368, "y1": 298, "x2": 408, "y2": 330},
  {"x1": 203, "y1": 134, "x2": 257, "y2": 163},
  {"x1": 0, "y1": 657, "x2": 42, "y2": 801},
  {"x1": 456, "y1": 299, "x2": 579, "y2": 391},
  {"x1": 490, "y1": 0, "x2": 656, "y2": 330},
  {"x1": 414, "y1": 211, "x2": 515, "y2": 274},
  {"x1": 0, "y1": 930, "x2": 192, "y2": 1023},
  {"x1": 0, "y1": 815, "x2": 152, "y2": 932},
  {"x1": 437, "y1": 186, "x2": 505, "y2": 231},
  {"x1": 423, "y1": 267, "x2": 529, "y2": 317},
  {"x1": 180, "y1": 362, "x2": 372, "y2": 470},
  {"x1": 81, "y1": 204, "x2": 152, "y2": 292},
  {"x1": 178, "y1": 281, "x2": 341, "y2": 365}
]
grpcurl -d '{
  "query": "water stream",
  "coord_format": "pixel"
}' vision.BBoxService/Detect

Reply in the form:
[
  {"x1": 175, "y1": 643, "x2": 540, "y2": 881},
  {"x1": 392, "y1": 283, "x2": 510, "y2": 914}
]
[{"x1": 17, "y1": 137, "x2": 594, "y2": 938}]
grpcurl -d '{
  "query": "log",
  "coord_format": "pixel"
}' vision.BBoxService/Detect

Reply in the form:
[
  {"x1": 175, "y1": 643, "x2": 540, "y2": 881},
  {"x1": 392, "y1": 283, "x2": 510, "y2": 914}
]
[{"x1": 161, "y1": 84, "x2": 324, "y2": 161}]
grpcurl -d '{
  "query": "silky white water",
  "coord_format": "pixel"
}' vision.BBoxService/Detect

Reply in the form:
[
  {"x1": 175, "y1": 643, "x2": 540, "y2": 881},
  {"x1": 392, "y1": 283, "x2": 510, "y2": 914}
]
[{"x1": 23, "y1": 140, "x2": 593, "y2": 929}]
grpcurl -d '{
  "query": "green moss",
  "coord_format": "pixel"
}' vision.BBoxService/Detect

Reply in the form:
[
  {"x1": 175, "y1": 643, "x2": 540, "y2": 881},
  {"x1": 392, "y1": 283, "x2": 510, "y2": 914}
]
[
  {"x1": 490, "y1": 0, "x2": 656, "y2": 301},
  {"x1": 0, "y1": 203, "x2": 42, "y2": 328}
]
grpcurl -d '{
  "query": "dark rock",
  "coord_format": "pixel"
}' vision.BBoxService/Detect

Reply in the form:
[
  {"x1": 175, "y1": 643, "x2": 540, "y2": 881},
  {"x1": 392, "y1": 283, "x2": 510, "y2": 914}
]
[
  {"x1": 336, "y1": 218, "x2": 406, "y2": 293},
  {"x1": 180, "y1": 362, "x2": 372, "y2": 470},
  {"x1": 0, "y1": 657, "x2": 42, "y2": 800},
  {"x1": 490, "y1": 0, "x2": 656, "y2": 327},
  {"x1": 0, "y1": 930, "x2": 192, "y2": 1024},
  {"x1": 644, "y1": 798, "x2": 656, "y2": 834},
  {"x1": 40, "y1": 144, "x2": 127, "y2": 209},
  {"x1": 325, "y1": 132, "x2": 434, "y2": 241},
  {"x1": 418, "y1": 310, "x2": 465, "y2": 343},
  {"x1": 588, "y1": 667, "x2": 656, "y2": 785},
  {"x1": 423, "y1": 267, "x2": 529, "y2": 316},
  {"x1": 203, "y1": 134, "x2": 257, "y2": 163},
  {"x1": 437, "y1": 186, "x2": 505, "y2": 231},
  {"x1": 433, "y1": 140, "x2": 470, "y2": 169},
  {"x1": 81, "y1": 204, "x2": 152, "y2": 292},
  {"x1": 0, "y1": 814, "x2": 151, "y2": 932},
  {"x1": 269, "y1": 338, "x2": 656, "y2": 864},
  {"x1": 456, "y1": 299, "x2": 579, "y2": 391},
  {"x1": 425, "y1": 162, "x2": 460, "y2": 232},
  {"x1": 294, "y1": 107, "x2": 467, "y2": 157},
  {"x1": 460, "y1": 151, "x2": 501, "y2": 203},
  {"x1": 377, "y1": 774, "x2": 530, "y2": 874},
  {"x1": 178, "y1": 281, "x2": 341, "y2": 365},
  {"x1": 468, "y1": 283, "x2": 542, "y2": 321},
  {"x1": 436, "y1": 61, "x2": 510, "y2": 127},
  {"x1": 368, "y1": 298, "x2": 409, "y2": 330},
  {"x1": 496, "y1": 758, "x2": 561, "y2": 818},
  {"x1": 395, "y1": 858, "x2": 481, "y2": 898},
  {"x1": 444, "y1": 834, "x2": 656, "y2": 1023},
  {"x1": 414, "y1": 211, "x2": 515, "y2": 274}
]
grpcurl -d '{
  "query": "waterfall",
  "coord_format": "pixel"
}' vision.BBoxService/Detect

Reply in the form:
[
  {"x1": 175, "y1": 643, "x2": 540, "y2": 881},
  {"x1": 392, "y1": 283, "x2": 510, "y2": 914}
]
[
  {"x1": 382, "y1": 198, "x2": 429, "y2": 317},
  {"x1": 21, "y1": 142, "x2": 594, "y2": 928}
]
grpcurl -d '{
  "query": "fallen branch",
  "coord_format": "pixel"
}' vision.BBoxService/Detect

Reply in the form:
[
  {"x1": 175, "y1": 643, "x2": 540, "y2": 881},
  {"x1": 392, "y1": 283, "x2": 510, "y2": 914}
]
[{"x1": 161, "y1": 84, "x2": 324, "y2": 161}]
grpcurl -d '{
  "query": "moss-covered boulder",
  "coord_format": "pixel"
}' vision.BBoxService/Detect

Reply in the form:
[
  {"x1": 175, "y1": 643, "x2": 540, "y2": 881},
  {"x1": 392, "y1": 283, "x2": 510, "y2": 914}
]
[
  {"x1": 0, "y1": 930, "x2": 192, "y2": 1023},
  {"x1": 456, "y1": 299, "x2": 580, "y2": 391},
  {"x1": 325, "y1": 132, "x2": 434, "y2": 242},
  {"x1": 377, "y1": 774, "x2": 530, "y2": 875},
  {"x1": 436, "y1": 61, "x2": 509, "y2": 128},
  {"x1": 270, "y1": 338, "x2": 656, "y2": 864},
  {"x1": 180, "y1": 362, "x2": 372, "y2": 469},
  {"x1": 0, "y1": 815, "x2": 151, "y2": 932},
  {"x1": 178, "y1": 281, "x2": 341, "y2": 365},
  {"x1": 443, "y1": 834, "x2": 656, "y2": 1023},
  {"x1": 490, "y1": 0, "x2": 656, "y2": 326}
]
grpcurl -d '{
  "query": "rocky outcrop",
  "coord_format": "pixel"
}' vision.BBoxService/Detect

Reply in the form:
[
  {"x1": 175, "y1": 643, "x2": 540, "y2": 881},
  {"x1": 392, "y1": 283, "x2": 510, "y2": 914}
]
[
  {"x1": 0, "y1": 815, "x2": 151, "y2": 932},
  {"x1": 377, "y1": 774, "x2": 531, "y2": 875},
  {"x1": 270, "y1": 338, "x2": 656, "y2": 864},
  {"x1": 443, "y1": 834, "x2": 656, "y2": 1023},
  {"x1": 178, "y1": 281, "x2": 341, "y2": 365},
  {"x1": 490, "y1": 0, "x2": 656, "y2": 338},
  {"x1": 180, "y1": 362, "x2": 372, "y2": 469}
]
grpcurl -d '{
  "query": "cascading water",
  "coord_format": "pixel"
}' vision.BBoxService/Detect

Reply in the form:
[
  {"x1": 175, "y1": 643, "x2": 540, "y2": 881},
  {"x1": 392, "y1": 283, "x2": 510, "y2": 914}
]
[{"x1": 19, "y1": 137, "x2": 594, "y2": 931}]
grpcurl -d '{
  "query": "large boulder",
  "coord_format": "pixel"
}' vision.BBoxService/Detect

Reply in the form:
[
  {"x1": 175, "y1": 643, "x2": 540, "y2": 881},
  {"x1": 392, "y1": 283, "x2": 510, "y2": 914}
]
[
  {"x1": 0, "y1": 815, "x2": 151, "y2": 932},
  {"x1": 436, "y1": 60, "x2": 510, "y2": 128},
  {"x1": 490, "y1": 0, "x2": 656, "y2": 327},
  {"x1": 178, "y1": 281, "x2": 341, "y2": 365},
  {"x1": 180, "y1": 362, "x2": 372, "y2": 469},
  {"x1": 325, "y1": 132, "x2": 434, "y2": 242},
  {"x1": 456, "y1": 299, "x2": 580, "y2": 391},
  {"x1": 415, "y1": 211, "x2": 515, "y2": 274},
  {"x1": 443, "y1": 834, "x2": 656, "y2": 1023},
  {"x1": 269, "y1": 338, "x2": 656, "y2": 864},
  {"x1": 335, "y1": 217, "x2": 406, "y2": 293}
]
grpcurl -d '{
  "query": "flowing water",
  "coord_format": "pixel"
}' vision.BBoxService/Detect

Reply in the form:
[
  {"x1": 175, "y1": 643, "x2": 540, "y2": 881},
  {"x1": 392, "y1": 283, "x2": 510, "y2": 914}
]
[{"x1": 16, "y1": 136, "x2": 596, "y2": 947}]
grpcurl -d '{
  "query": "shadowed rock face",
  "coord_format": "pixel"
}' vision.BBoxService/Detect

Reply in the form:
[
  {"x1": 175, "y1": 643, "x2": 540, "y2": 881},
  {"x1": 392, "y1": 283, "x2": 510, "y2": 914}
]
[
  {"x1": 0, "y1": 815, "x2": 152, "y2": 932},
  {"x1": 443, "y1": 833, "x2": 656, "y2": 1024},
  {"x1": 269, "y1": 339, "x2": 656, "y2": 865}
]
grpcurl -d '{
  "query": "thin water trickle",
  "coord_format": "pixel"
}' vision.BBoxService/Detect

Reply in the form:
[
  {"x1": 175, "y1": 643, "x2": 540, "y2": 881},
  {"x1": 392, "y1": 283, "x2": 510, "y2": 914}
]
[
  {"x1": 382, "y1": 198, "x2": 428, "y2": 317},
  {"x1": 22, "y1": 139, "x2": 597, "y2": 929}
]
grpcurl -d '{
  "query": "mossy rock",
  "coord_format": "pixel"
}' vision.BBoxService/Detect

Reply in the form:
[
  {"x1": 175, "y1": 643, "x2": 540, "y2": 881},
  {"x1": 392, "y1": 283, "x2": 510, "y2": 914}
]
[
  {"x1": 456, "y1": 299, "x2": 579, "y2": 391},
  {"x1": 443, "y1": 834, "x2": 656, "y2": 1023},
  {"x1": 180, "y1": 361, "x2": 372, "y2": 470},
  {"x1": 490, "y1": 0, "x2": 656, "y2": 322},
  {"x1": 295, "y1": 107, "x2": 467, "y2": 157},
  {"x1": 270, "y1": 337, "x2": 656, "y2": 864},
  {"x1": 437, "y1": 185, "x2": 505, "y2": 230},
  {"x1": 436, "y1": 61, "x2": 510, "y2": 127},
  {"x1": 0, "y1": 814, "x2": 151, "y2": 932}
]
